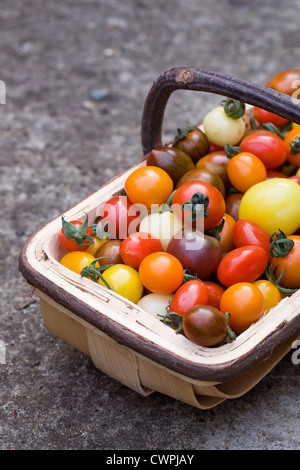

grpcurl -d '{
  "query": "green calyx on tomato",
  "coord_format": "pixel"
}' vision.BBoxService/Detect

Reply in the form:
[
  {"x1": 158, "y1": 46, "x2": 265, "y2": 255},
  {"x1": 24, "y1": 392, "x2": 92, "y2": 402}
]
[
  {"x1": 90, "y1": 216, "x2": 111, "y2": 240},
  {"x1": 172, "y1": 126, "x2": 198, "y2": 146},
  {"x1": 80, "y1": 256, "x2": 114, "y2": 289},
  {"x1": 61, "y1": 213, "x2": 94, "y2": 247},
  {"x1": 221, "y1": 98, "x2": 245, "y2": 119},
  {"x1": 289, "y1": 136, "x2": 300, "y2": 155},
  {"x1": 265, "y1": 230, "x2": 297, "y2": 295},
  {"x1": 224, "y1": 143, "x2": 241, "y2": 158},
  {"x1": 181, "y1": 191, "x2": 209, "y2": 222}
]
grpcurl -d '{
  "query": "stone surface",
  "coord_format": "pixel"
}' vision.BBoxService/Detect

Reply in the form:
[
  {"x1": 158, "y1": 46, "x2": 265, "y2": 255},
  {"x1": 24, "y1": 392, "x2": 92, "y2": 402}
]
[{"x1": 1, "y1": 0, "x2": 300, "y2": 450}]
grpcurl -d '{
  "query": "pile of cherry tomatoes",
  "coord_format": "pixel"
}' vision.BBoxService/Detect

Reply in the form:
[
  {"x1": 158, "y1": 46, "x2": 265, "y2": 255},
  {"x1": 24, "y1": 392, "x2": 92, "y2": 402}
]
[{"x1": 59, "y1": 69, "x2": 300, "y2": 348}]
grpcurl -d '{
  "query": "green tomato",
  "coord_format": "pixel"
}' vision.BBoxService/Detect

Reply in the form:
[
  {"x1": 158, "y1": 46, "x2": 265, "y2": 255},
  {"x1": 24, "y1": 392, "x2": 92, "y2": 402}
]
[
  {"x1": 203, "y1": 106, "x2": 246, "y2": 147},
  {"x1": 238, "y1": 178, "x2": 300, "y2": 236},
  {"x1": 99, "y1": 264, "x2": 143, "y2": 303}
]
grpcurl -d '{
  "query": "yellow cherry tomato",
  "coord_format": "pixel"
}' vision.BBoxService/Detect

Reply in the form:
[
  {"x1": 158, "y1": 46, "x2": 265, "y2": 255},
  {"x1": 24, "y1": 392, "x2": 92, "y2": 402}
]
[
  {"x1": 98, "y1": 264, "x2": 143, "y2": 303},
  {"x1": 253, "y1": 280, "x2": 282, "y2": 313},
  {"x1": 238, "y1": 178, "x2": 300, "y2": 236},
  {"x1": 60, "y1": 251, "x2": 98, "y2": 275},
  {"x1": 203, "y1": 105, "x2": 246, "y2": 147}
]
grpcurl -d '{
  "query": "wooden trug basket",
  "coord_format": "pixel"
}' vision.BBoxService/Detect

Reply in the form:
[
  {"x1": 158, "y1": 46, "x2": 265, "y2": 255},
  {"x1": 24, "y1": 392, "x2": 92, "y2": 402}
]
[{"x1": 19, "y1": 68, "x2": 300, "y2": 409}]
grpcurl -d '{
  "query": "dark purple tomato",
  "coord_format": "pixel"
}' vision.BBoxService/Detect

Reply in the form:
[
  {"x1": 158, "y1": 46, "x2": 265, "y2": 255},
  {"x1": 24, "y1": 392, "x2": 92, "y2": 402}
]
[
  {"x1": 176, "y1": 168, "x2": 225, "y2": 197},
  {"x1": 182, "y1": 305, "x2": 229, "y2": 347},
  {"x1": 167, "y1": 229, "x2": 223, "y2": 279},
  {"x1": 146, "y1": 146, "x2": 194, "y2": 186},
  {"x1": 96, "y1": 239, "x2": 123, "y2": 266},
  {"x1": 172, "y1": 127, "x2": 210, "y2": 164}
]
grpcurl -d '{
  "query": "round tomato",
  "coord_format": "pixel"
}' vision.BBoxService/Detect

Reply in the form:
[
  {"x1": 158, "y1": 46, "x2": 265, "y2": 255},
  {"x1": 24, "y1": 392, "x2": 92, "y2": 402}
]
[
  {"x1": 253, "y1": 279, "x2": 282, "y2": 313},
  {"x1": 220, "y1": 282, "x2": 265, "y2": 334},
  {"x1": 172, "y1": 126, "x2": 210, "y2": 163},
  {"x1": 253, "y1": 106, "x2": 289, "y2": 128},
  {"x1": 203, "y1": 103, "x2": 246, "y2": 147},
  {"x1": 137, "y1": 293, "x2": 174, "y2": 318},
  {"x1": 238, "y1": 178, "x2": 300, "y2": 236},
  {"x1": 182, "y1": 305, "x2": 230, "y2": 347},
  {"x1": 266, "y1": 69, "x2": 300, "y2": 96},
  {"x1": 139, "y1": 210, "x2": 182, "y2": 251},
  {"x1": 169, "y1": 280, "x2": 209, "y2": 316},
  {"x1": 59, "y1": 217, "x2": 94, "y2": 252},
  {"x1": 60, "y1": 251, "x2": 98, "y2": 275},
  {"x1": 196, "y1": 150, "x2": 231, "y2": 190},
  {"x1": 231, "y1": 219, "x2": 270, "y2": 254},
  {"x1": 145, "y1": 146, "x2": 195, "y2": 186},
  {"x1": 172, "y1": 180, "x2": 225, "y2": 231},
  {"x1": 239, "y1": 130, "x2": 289, "y2": 169},
  {"x1": 270, "y1": 235, "x2": 300, "y2": 289},
  {"x1": 99, "y1": 264, "x2": 143, "y2": 303},
  {"x1": 284, "y1": 127, "x2": 300, "y2": 167},
  {"x1": 226, "y1": 151, "x2": 267, "y2": 192},
  {"x1": 139, "y1": 252, "x2": 184, "y2": 294},
  {"x1": 217, "y1": 245, "x2": 269, "y2": 287},
  {"x1": 176, "y1": 168, "x2": 225, "y2": 197},
  {"x1": 167, "y1": 230, "x2": 223, "y2": 280},
  {"x1": 124, "y1": 166, "x2": 174, "y2": 209},
  {"x1": 86, "y1": 236, "x2": 108, "y2": 257},
  {"x1": 289, "y1": 175, "x2": 300, "y2": 185},
  {"x1": 96, "y1": 239, "x2": 123, "y2": 266},
  {"x1": 119, "y1": 232, "x2": 163, "y2": 269},
  {"x1": 97, "y1": 195, "x2": 141, "y2": 239}
]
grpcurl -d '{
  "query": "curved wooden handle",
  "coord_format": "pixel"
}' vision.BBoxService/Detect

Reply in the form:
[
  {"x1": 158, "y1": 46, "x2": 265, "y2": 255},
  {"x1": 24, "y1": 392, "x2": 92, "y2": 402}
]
[{"x1": 141, "y1": 67, "x2": 300, "y2": 155}]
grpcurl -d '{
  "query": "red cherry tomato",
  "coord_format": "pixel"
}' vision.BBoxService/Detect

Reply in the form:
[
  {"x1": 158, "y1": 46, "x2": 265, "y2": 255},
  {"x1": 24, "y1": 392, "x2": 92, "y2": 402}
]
[
  {"x1": 231, "y1": 219, "x2": 270, "y2": 254},
  {"x1": 289, "y1": 175, "x2": 300, "y2": 185},
  {"x1": 203, "y1": 281, "x2": 225, "y2": 310},
  {"x1": 119, "y1": 232, "x2": 163, "y2": 269},
  {"x1": 172, "y1": 180, "x2": 226, "y2": 231},
  {"x1": 59, "y1": 219, "x2": 94, "y2": 252},
  {"x1": 217, "y1": 245, "x2": 269, "y2": 287},
  {"x1": 169, "y1": 280, "x2": 209, "y2": 316},
  {"x1": 253, "y1": 106, "x2": 289, "y2": 128},
  {"x1": 266, "y1": 69, "x2": 300, "y2": 96},
  {"x1": 240, "y1": 130, "x2": 289, "y2": 169},
  {"x1": 97, "y1": 195, "x2": 141, "y2": 240}
]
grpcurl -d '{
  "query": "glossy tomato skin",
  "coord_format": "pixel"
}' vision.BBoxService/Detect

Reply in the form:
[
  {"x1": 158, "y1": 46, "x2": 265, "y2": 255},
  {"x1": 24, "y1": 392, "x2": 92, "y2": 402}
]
[
  {"x1": 253, "y1": 106, "x2": 289, "y2": 128},
  {"x1": 227, "y1": 152, "x2": 267, "y2": 193},
  {"x1": 172, "y1": 180, "x2": 225, "y2": 231},
  {"x1": 97, "y1": 195, "x2": 141, "y2": 240},
  {"x1": 289, "y1": 175, "x2": 300, "y2": 185},
  {"x1": 219, "y1": 213, "x2": 236, "y2": 253},
  {"x1": 146, "y1": 146, "x2": 195, "y2": 186},
  {"x1": 125, "y1": 166, "x2": 174, "y2": 209},
  {"x1": 196, "y1": 151, "x2": 231, "y2": 190},
  {"x1": 172, "y1": 127, "x2": 210, "y2": 163},
  {"x1": 266, "y1": 69, "x2": 300, "y2": 95},
  {"x1": 239, "y1": 130, "x2": 289, "y2": 170},
  {"x1": 119, "y1": 232, "x2": 163, "y2": 269},
  {"x1": 167, "y1": 229, "x2": 223, "y2": 280},
  {"x1": 139, "y1": 252, "x2": 184, "y2": 294},
  {"x1": 59, "y1": 220, "x2": 94, "y2": 252},
  {"x1": 96, "y1": 239, "x2": 123, "y2": 266},
  {"x1": 284, "y1": 127, "x2": 300, "y2": 167},
  {"x1": 60, "y1": 251, "x2": 98, "y2": 275},
  {"x1": 270, "y1": 236, "x2": 300, "y2": 289},
  {"x1": 238, "y1": 178, "x2": 300, "y2": 236},
  {"x1": 176, "y1": 168, "x2": 225, "y2": 197},
  {"x1": 203, "y1": 281, "x2": 225, "y2": 310},
  {"x1": 169, "y1": 280, "x2": 209, "y2": 316},
  {"x1": 253, "y1": 279, "x2": 282, "y2": 313},
  {"x1": 217, "y1": 245, "x2": 269, "y2": 287},
  {"x1": 99, "y1": 264, "x2": 143, "y2": 304},
  {"x1": 220, "y1": 282, "x2": 265, "y2": 334},
  {"x1": 182, "y1": 305, "x2": 229, "y2": 347},
  {"x1": 225, "y1": 192, "x2": 243, "y2": 221},
  {"x1": 231, "y1": 219, "x2": 270, "y2": 254}
]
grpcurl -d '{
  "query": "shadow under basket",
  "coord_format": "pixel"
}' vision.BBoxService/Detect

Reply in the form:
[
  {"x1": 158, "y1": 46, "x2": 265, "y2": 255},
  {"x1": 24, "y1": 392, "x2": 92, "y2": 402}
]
[{"x1": 19, "y1": 67, "x2": 300, "y2": 409}]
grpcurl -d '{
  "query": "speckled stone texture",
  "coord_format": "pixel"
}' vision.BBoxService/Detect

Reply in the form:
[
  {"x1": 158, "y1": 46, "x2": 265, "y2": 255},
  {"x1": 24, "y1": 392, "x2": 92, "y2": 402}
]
[{"x1": 1, "y1": 0, "x2": 300, "y2": 450}]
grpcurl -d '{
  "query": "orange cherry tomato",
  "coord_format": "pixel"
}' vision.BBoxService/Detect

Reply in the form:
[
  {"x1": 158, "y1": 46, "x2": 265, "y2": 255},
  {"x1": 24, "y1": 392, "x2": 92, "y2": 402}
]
[
  {"x1": 270, "y1": 236, "x2": 300, "y2": 289},
  {"x1": 253, "y1": 279, "x2": 282, "y2": 313},
  {"x1": 266, "y1": 69, "x2": 300, "y2": 96},
  {"x1": 60, "y1": 251, "x2": 99, "y2": 275},
  {"x1": 139, "y1": 252, "x2": 184, "y2": 294},
  {"x1": 220, "y1": 282, "x2": 265, "y2": 334},
  {"x1": 227, "y1": 151, "x2": 267, "y2": 193},
  {"x1": 124, "y1": 166, "x2": 174, "y2": 209},
  {"x1": 219, "y1": 213, "x2": 236, "y2": 253},
  {"x1": 284, "y1": 127, "x2": 300, "y2": 167}
]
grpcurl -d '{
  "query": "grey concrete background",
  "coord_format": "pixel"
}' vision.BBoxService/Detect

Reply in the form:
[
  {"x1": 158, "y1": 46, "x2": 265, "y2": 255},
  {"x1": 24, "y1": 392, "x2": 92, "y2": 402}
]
[{"x1": 1, "y1": 0, "x2": 300, "y2": 450}]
